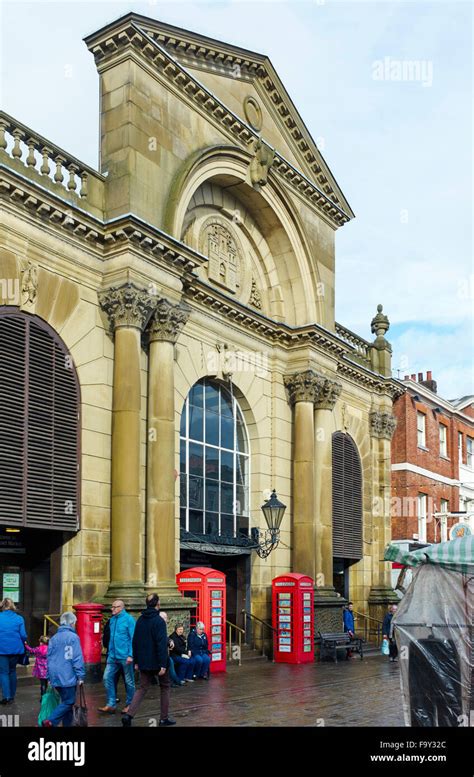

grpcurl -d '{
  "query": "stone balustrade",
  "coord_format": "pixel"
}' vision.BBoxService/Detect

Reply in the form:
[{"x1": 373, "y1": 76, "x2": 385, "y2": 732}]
[
  {"x1": 0, "y1": 111, "x2": 104, "y2": 206},
  {"x1": 335, "y1": 321, "x2": 371, "y2": 361}
]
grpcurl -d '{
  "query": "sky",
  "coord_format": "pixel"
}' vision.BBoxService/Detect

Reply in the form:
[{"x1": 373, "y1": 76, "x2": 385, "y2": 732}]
[{"x1": 1, "y1": 0, "x2": 472, "y2": 398}]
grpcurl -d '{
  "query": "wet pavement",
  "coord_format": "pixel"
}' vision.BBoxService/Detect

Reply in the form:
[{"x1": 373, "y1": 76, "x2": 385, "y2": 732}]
[{"x1": 8, "y1": 653, "x2": 403, "y2": 728}]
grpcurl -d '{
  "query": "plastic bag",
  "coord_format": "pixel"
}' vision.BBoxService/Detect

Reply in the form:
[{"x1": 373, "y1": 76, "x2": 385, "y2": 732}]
[
  {"x1": 381, "y1": 639, "x2": 390, "y2": 656},
  {"x1": 72, "y1": 684, "x2": 88, "y2": 727},
  {"x1": 37, "y1": 687, "x2": 60, "y2": 726}
]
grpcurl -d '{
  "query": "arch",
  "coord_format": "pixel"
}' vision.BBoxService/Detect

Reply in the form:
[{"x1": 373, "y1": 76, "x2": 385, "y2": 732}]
[
  {"x1": 165, "y1": 145, "x2": 325, "y2": 327},
  {"x1": 179, "y1": 377, "x2": 251, "y2": 541},
  {"x1": 332, "y1": 431, "x2": 363, "y2": 561},
  {"x1": 0, "y1": 306, "x2": 81, "y2": 532}
]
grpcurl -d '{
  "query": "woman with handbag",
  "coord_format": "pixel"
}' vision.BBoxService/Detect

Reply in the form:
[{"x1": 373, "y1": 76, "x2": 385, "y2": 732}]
[{"x1": 0, "y1": 597, "x2": 27, "y2": 705}]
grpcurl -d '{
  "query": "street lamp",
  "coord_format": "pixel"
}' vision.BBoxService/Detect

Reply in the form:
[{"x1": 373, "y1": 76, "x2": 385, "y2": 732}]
[{"x1": 252, "y1": 489, "x2": 287, "y2": 559}]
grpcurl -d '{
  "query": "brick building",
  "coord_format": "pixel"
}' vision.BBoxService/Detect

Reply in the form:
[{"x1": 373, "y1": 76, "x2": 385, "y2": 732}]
[{"x1": 391, "y1": 371, "x2": 474, "y2": 544}]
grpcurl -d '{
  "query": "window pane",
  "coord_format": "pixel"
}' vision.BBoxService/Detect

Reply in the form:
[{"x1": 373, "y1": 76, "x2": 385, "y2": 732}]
[
  {"x1": 237, "y1": 514, "x2": 249, "y2": 537},
  {"x1": 236, "y1": 455, "x2": 248, "y2": 484},
  {"x1": 180, "y1": 473, "x2": 187, "y2": 505},
  {"x1": 221, "y1": 450, "x2": 234, "y2": 483},
  {"x1": 188, "y1": 476, "x2": 204, "y2": 509},
  {"x1": 237, "y1": 418, "x2": 248, "y2": 453},
  {"x1": 205, "y1": 382, "x2": 219, "y2": 412},
  {"x1": 221, "y1": 415, "x2": 234, "y2": 450},
  {"x1": 205, "y1": 479, "x2": 219, "y2": 512},
  {"x1": 236, "y1": 485, "x2": 248, "y2": 516},
  {"x1": 205, "y1": 410, "x2": 219, "y2": 446},
  {"x1": 205, "y1": 512, "x2": 219, "y2": 535},
  {"x1": 205, "y1": 446, "x2": 219, "y2": 480},
  {"x1": 180, "y1": 405, "x2": 187, "y2": 437},
  {"x1": 180, "y1": 440, "x2": 186, "y2": 474},
  {"x1": 189, "y1": 382, "x2": 204, "y2": 408},
  {"x1": 189, "y1": 510, "x2": 203, "y2": 534},
  {"x1": 221, "y1": 392, "x2": 233, "y2": 418},
  {"x1": 189, "y1": 443, "x2": 203, "y2": 476},
  {"x1": 221, "y1": 482, "x2": 234, "y2": 514},
  {"x1": 180, "y1": 508, "x2": 186, "y2": 530},
  {"x1": 189, "y1": 405, "x2": 203, "y2": 441},
  {"x1": 221, "y1": 513, "x2": 234, "y2": 537}
]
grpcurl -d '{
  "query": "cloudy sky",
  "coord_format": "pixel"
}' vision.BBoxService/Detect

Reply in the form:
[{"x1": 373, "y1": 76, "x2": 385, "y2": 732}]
[{"x1": 1, "y1": 0, "x2": 472, "y2": 398}]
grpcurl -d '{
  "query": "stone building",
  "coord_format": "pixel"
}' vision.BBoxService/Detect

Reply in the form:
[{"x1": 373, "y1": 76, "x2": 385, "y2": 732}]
[
  {"x1": 391, "y1": 372, "x2": 474, "y2": 543},
  {"x1": 0, "y1": 13, "x2": 402, "y2": 644}
]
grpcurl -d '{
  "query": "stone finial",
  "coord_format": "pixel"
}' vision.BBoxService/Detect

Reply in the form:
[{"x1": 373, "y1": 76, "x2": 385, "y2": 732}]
[
  {"x1": 148, "y1": 298, "x2": 191, "y2": 343},
  {"x1": 249, "y1": 138, "x2": 275, "y2": 187},
  {"x1": 284, "y1": 369, "x2": 342, "y2": 409},
  {"x1": 369, "y1": 411, "x2": 397, "y2": 440},
  {"x1": 99, "y1": 283, "x2": 156, "y2": 331},
  {"x1": 370, "y1": 303, "x2": 390, "y2": 348}
]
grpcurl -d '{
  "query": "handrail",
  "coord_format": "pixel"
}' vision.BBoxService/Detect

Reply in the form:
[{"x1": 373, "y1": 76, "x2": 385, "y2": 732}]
[
  {"x1": 241, "y1": 609, "x2": 275, "y2": 660},
  {"x1": 352, "y1": 610, "x2": 383, "y2": 647},
  {"x1": 226, "y1": 619, "x2": 244, "y2": 666},
  {"x1": 353, "y1": 609, "x2": 383, "y2": 625},
  {"x1": 43, "y1": 614, "x2": 61, "y2": 636}
]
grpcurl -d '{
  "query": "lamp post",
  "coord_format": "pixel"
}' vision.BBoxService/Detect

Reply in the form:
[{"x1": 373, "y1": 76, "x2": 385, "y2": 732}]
[{"x1": 254, "y1": 489, "x2": 287, "y2": 559}]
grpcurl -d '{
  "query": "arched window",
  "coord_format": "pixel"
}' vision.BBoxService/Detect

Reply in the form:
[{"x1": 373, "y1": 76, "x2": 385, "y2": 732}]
[
  {"x1": 0, "y1": 308, "x2": 80, "y2": 531},
  {"x1": 180, "y1": 379, "x2": 250, "y2": 539},
  {"x1": 332, "y1": 432, "x2": 362, "y2": 560}
]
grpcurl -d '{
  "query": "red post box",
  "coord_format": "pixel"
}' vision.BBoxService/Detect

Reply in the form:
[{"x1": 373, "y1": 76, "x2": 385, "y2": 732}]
[
  {"x1": 272, "y1": 573, "x2": 314, "y2": 664},
  {"x1": 176, "y1": 567, "x2": 226, "y2": 673},
  {"x1": 73, "y1": 602, "x2": 104, "y2": 682}
]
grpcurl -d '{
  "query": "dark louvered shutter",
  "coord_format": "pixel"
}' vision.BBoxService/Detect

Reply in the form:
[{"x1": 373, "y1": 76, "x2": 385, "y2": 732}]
[
  {"x1": 332, "y1": 432, "x2": 362, "y2": 559},
  {"x1": 0, "y1": 309, "x2": 80, "y2": 531}
]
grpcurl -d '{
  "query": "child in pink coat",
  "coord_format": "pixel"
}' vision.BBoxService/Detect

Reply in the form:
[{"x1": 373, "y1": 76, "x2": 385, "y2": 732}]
[{"x1": 25, "y1": 636, "x2": 49, "y2": 699}]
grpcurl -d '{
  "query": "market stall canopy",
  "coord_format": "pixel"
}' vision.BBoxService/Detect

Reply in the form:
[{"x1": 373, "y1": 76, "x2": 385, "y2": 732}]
[{"x1": 384, "y1": 536, "x2": 474, "y2": 574}]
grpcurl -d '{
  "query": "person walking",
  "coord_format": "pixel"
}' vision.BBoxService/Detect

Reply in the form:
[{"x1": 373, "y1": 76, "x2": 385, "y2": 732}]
[
  {"x1": 25, "y1": 636, "x2": 49, "y2": 699},
  {"x1": 188, "y1": 621, "x2": 211, "y2": 679},
  {"x1": 382, "y1": 604, "x2": 399, "y2": 662},
  {"x1": 0, "y1": 597, "x2": 27, "y2": 705},
  {"x1": 98, "y1": 599, "x2": 135, "y2": 714},
  {"x1": 121, "y1": 593, "x2": 175, "y2": 728},
  {"x1": 42, "y1": 612, "x2": 85, "y2": 727},
  {"x1": 343, "y1": 602, "x2": 356, "y2": 660},
  {"x1": 169, "y1": 624, "x2": 195, "y2": 683}
]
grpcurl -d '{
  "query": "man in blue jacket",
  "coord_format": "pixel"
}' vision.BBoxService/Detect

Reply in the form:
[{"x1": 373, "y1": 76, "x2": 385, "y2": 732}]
[
  {"x1": 43, "y1": 611, "x2": 85, "y2": 727},
  {"x1": 343, "y1": 602, "x2": 355, "y2": 660},
  {"x1": 0, "y1": 597, "x2": 27, "y2": 704},
  {"x1": 98, "y1": 599, "x2": 136, "y2": 714}
]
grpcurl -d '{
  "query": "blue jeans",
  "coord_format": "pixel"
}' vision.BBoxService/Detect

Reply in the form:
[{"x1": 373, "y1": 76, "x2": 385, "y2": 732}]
[
  {"x1": 192, "y1": 654, "x2": 211, "y2": 678},
  {"x1": 168, "y1": 657, "x2": 180, "y2": 685},
  {"x1": 0, "y1": 655, "x2": 20, "y2": 700},
  {"x1": 49, "y1": 685, "x2": 77, "y2": 727},
  {"x1": 103, "y1": 659, "x2": 135, "y2": 707},
  {"x1": 174, "y1": 655, "x2": 195, "y2": 681}
]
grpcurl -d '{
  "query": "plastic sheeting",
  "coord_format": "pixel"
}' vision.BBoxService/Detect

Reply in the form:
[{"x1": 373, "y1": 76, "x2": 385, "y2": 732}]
[{"x1": 392, "y1": 564, "x2": 473, "y2": 726}]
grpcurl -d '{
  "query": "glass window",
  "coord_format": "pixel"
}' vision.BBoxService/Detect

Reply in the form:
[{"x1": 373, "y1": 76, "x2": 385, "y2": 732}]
[
  {"x1": 439, "y1": 424, "x2": 447, "y2": 457},
  {"x1": 417, "y1": 493, "x2": 427, "y2": 542},
  {"x1": 180, "y1": 379, "x2": 250, "y2": 539},
  {"x1": 417, "y1": 413, "x2": 426, "y2": 448},
  {"x1": 458, "y1": 432, "x2": 463, "y2": 465},
  {"x1": 467, "y1": 437, "x2": 473, "y2": 469}
]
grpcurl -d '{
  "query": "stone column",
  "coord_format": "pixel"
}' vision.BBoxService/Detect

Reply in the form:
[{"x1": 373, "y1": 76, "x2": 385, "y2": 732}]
[
  {"x1": 368, "y1": 411, "x2": 398, "y2": 623},
  {"x1": 146, "y1": 298, "x2": 194, "y2": 625},
  {"x1": 99, "y1": 283, "x2": 156, "y2": 607},
  {"x1": 283, "y1": 371, "x2": 320, "y2": 579}
]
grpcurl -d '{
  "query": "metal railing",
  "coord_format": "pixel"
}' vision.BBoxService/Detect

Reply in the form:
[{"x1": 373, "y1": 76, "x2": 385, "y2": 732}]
[
  {"x1": 226, "y1": 620, "x2": 244, "y2": 666},
  {"x1": 43, "y1": 613, "x2": 61, "y2": 636},
  {"x1": 353, "y1": 610, "x2": 383, "y2": 646},
  {"x1": 242, "y1": 609, "x2": 276, "y2": 660}
]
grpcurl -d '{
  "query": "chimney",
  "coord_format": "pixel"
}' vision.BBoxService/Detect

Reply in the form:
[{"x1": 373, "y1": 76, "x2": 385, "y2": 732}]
[
  {"x1": 420, "y1": 370, "x2": 437, "y2": 394},
  {"x1": 418, "y1": 372, "x2": 423, "y2": 382},
  {"x1": 404, "y1": 374, "x2": 409, "y2": 380},
  {"x1": 410, "y1": 374, "x2": 416, "y2": 381}
]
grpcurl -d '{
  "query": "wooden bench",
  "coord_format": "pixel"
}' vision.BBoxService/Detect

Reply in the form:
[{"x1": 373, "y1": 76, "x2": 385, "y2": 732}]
[{"x1": 318, "y1": 631, "x2": 364, "y2": 662}]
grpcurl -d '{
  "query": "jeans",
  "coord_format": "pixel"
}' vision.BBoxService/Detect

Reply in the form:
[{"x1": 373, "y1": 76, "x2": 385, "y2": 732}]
[
  {"x1": 103, "y1": 659, "x2": 135, "y2": 707},
  {"x1": 0, "y1": 654, "x2": 20, "y2": 700},
  {"x1": 128, "y1": 669, "x2": 170, "y2": 720},
  {"x1": 168, "y1": 657, "x2": 180, "y2": 685},
  {"x1": 173, "y1": 655, "x2": 195, "y2": 681},
  {"x1": 48, "y1": 685, "x2": 77, "y2": 727},
  {"x1": 192, "y1": 654, "x2": 211, "y2": 678}
]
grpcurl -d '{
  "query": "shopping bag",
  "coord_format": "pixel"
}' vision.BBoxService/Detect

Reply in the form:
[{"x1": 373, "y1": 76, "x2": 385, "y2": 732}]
[
  {"x1": 17, "y1": 652, "x2": 30, "y2": 666},
  {"x1": 37, "y1": 686, "x2": 60, "y2": 726},
  {"x1": 381, "y1": 639, "x2": 390, "y2": 656},
  {"x1": 72, "y1": 684, "x2": 88, "y2": 727}
]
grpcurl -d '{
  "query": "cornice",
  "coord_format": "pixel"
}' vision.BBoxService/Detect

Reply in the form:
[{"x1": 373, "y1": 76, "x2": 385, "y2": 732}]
[{"x1": 84, "y1": 20, "x2": 351, "y2": 228}]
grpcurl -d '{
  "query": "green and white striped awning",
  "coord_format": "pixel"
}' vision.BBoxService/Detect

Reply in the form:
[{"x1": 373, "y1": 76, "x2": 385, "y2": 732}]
[{"x1": 384, "y1": 536, "x2": 474, "y2": 574}]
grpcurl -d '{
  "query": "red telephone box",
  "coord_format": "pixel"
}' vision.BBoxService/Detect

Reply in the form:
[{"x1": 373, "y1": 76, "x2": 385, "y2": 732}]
[
  {"x1": 272, "y1": 574, "x2": 314, "y2": 664},
  {"x1": 73, "y1": 602, "x2": 104, "y2": 682},
  {"x1": 176, "y1": 567, "x2": 226, "y2": 673}
]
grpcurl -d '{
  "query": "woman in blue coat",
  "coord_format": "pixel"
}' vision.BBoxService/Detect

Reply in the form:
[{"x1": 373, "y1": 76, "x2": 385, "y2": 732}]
[
  {"x1": 187, "y1": 621, "x2": 211, "y2": 680},
  {"x1": 0, "y1": 597, "x2": 27, "y2": 704}
]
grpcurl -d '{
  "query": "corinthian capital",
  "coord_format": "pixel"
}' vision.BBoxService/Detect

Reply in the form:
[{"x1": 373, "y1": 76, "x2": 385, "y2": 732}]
[
  {"x1": 99, "y1": 283, "x2": 155, "y2": 331},
  {"x1": 148, "y1": 298, "x2": 191, "y2": 343},
  {"x1": 284, "y1": 369, "x2": 342, "y2": 409},
  {"x1": 370, "y1": 411, "x2": 397, "y2": 440}
]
